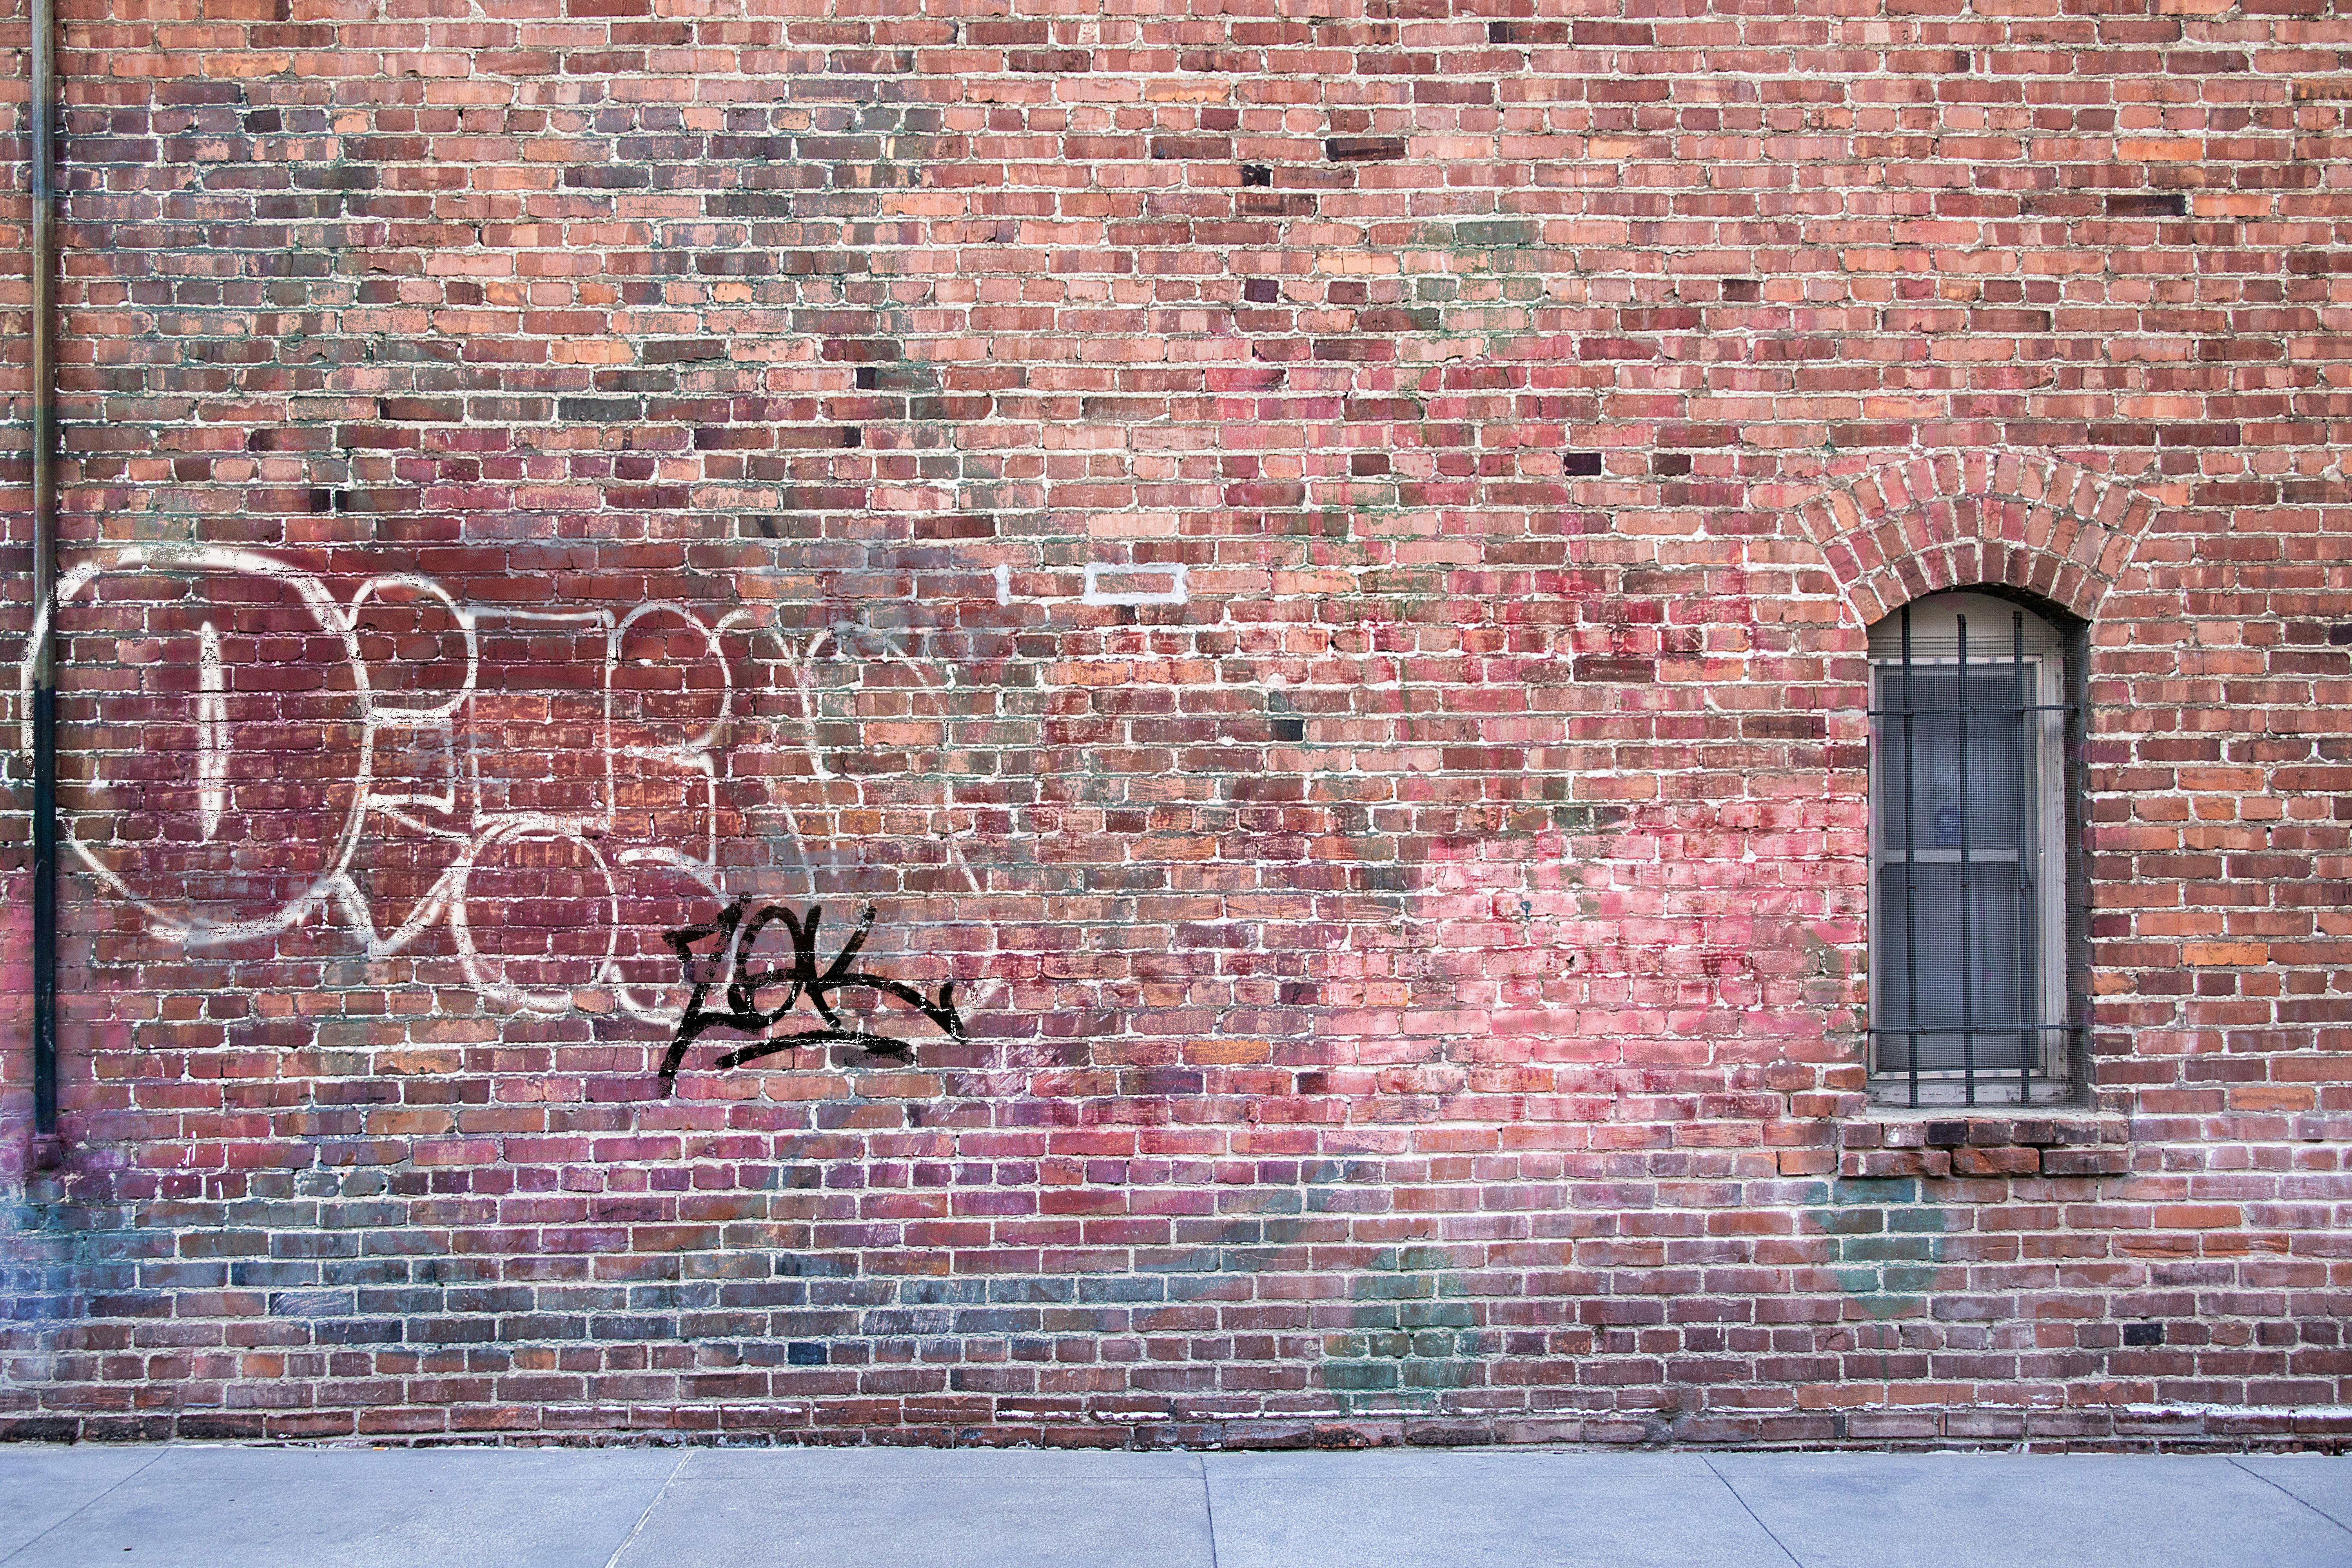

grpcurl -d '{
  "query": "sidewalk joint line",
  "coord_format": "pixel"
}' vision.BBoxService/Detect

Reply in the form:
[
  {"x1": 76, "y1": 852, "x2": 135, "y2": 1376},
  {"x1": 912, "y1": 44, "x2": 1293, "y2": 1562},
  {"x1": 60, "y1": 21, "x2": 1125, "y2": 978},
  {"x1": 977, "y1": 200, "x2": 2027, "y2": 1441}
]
[
  {"x1": 1701, "y1": 1456, "x2": 1804, "y2": 1568},
  {"x1": 1199, "y1": 1452, "x2": 1222, "y2": 1568},
  {"x1": 0, "y1": 1445, "x2": 172, "y2": 1568},
  {"x1": 2228, "y1": 1455, "x2": 2352, "y2": 1537},
  {"x1": 600, "y1": 1447, "x2": 690, "y2": 1568}
]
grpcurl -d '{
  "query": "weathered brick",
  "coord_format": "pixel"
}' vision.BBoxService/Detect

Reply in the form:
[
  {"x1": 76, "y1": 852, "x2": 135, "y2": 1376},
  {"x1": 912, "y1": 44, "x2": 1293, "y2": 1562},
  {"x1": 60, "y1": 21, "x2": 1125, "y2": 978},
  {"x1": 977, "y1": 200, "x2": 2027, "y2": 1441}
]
[
  {"x1": 2041, "y1": 1149, "x2": 2134, "y2": 1178},
  {"x1": 0, "y1": 2, "x2": 2345, "y2": 1455},
  {"x1": 1951, "y1": 1146, "x2": 2042, "y2": 1178}
]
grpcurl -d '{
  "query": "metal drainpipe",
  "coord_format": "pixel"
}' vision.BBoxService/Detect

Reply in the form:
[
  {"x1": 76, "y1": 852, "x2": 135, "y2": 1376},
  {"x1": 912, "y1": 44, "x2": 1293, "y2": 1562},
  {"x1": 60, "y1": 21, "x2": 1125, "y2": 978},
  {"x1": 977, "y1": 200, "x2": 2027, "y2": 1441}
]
[{"x1": 29, "y1": 0, "x2": 60, "y2": 1140}]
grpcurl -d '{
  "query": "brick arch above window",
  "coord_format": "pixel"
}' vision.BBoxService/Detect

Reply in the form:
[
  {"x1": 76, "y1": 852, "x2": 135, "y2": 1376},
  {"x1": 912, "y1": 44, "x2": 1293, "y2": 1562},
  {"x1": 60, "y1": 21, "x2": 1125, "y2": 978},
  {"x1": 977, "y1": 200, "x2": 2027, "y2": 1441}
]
[{"x1": 1788, "y1": 453, "x2": 2158, "y2": 627}]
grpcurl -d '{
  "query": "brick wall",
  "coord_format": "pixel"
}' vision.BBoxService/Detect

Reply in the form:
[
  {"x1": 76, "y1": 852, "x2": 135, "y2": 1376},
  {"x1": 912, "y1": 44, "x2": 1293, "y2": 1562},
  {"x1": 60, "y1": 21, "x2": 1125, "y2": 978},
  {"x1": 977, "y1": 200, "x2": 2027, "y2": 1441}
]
[{"x1": 3, "y1": 0, "x2": 2349, "y2": 1448}]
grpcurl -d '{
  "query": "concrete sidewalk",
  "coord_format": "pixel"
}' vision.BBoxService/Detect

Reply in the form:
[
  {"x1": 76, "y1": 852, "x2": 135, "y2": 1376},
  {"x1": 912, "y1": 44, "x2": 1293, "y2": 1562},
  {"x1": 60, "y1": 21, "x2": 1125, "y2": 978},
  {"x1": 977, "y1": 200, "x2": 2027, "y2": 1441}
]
[{"x1": 1, "y1": 1444, "x2": 2347, "y2": 1568}]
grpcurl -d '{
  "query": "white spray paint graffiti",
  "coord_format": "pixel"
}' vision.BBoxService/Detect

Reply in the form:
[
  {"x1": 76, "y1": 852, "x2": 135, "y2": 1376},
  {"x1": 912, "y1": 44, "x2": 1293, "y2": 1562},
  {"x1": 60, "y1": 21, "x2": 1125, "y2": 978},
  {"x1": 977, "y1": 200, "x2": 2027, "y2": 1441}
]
[
  {"x1": 20, "y1": 546, "x2": 732, "y2": 1024},
  {"x1": 750, "y1": 620, "x2": 989, "y2": 913},
  {"x1": 194, "y1": 618, "x2": 227, "y2": 842},
  {"x1": 20, "y1": 544, "x2": 1005, "y2": 1033},
  {"x1": 984, "y1": 561, "x2": 1192, "y2": 610},
  {"x1": 1080, "y1": 563, "x2": 1187, "y2": 607},
  {"x1": 23, "y1": 548, "x2": 379, "y2": 946}
]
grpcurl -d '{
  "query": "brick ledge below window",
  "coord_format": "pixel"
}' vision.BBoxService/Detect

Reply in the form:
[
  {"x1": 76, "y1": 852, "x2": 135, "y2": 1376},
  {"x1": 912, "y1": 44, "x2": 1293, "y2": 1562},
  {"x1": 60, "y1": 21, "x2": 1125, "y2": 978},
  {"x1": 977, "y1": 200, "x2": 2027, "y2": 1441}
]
[{"x1": 1840, "y1": 1113, "x2": 2129, "y2": 1180}]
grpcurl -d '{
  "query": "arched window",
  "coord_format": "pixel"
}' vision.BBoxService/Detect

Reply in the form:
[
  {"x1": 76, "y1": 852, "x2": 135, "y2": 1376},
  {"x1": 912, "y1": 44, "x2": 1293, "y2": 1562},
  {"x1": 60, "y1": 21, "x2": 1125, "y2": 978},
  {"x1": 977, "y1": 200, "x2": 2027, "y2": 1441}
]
[{"x1": 1868, "y1": 590, "x2": 2085, "y2": 1107}]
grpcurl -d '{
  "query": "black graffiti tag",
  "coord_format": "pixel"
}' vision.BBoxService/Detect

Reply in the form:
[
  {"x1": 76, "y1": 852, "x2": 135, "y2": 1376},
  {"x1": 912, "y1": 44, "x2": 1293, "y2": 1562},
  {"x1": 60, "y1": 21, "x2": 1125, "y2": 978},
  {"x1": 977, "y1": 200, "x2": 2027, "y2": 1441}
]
[{"x1": 656, "y1": 898, "x2": 962, "y2": 1094}]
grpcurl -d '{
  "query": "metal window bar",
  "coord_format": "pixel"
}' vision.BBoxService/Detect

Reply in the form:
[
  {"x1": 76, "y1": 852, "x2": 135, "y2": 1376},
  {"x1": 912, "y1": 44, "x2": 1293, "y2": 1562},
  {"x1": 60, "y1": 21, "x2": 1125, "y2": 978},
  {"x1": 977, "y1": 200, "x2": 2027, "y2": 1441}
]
[
  {"x1": 1957, "y1": 612, "x2": 1973, "y2": 1103},
  {"x1": 1901, "y1": 606, "x2": 1918, "y2": 1108},
  {"x1": 1869, "y1": 607, "x2": 2080, "y2": 1107},
  {"x1": 2014, "y1": 612, "x2": 2033, "y2": 1103}
]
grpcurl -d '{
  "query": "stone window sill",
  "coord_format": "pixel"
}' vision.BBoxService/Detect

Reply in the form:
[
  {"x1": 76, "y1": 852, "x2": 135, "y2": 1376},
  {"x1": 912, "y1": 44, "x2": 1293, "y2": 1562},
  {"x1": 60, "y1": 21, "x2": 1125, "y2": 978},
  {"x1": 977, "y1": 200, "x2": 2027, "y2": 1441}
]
[{"x1": 1839, "y1": 1112, "x2": 2129, "y2": 1179}]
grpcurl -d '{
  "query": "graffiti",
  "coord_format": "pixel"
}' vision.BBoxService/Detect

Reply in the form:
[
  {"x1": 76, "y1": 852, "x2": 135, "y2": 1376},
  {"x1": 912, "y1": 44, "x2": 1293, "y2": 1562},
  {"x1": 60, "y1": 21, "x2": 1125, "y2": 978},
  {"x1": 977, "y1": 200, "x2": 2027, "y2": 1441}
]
[
  {"x1": 17, "y1": 544, "x2": 1018, "y2": 1044},
  {"x1": 194, "y1": 618, "x2": 229, "y2": 841},
  {"x1": 1080, "y1": 563, "x2": 1188, "y2": 607},
  {"x1": 20, "y1": 545, "x2": 735, "y2": 1023},
  {"x1": 657, "y1": 896, "x2": 962, "y2": 1093},
  {"x1": 985, "y1": 561, "x2": 1192, "y2": 608},
  {"x1": 761, "y1": 621, "x2": 991, "y2": 904}
]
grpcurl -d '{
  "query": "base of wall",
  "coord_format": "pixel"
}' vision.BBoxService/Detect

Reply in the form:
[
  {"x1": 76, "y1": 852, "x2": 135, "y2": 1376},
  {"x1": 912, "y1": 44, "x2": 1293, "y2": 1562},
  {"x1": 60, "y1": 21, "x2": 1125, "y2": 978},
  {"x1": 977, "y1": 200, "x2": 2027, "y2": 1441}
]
[{"x1": 5, "y1": 1405, "x2": 2348, "y2": 1454}]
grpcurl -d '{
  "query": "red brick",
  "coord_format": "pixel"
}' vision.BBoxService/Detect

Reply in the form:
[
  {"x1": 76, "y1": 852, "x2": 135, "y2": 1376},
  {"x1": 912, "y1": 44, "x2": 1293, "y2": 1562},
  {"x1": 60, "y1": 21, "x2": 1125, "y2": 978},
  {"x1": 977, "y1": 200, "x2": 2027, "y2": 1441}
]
[{"x1": 2, "y1": 5, "x2": 2346, "y2": 1454}]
